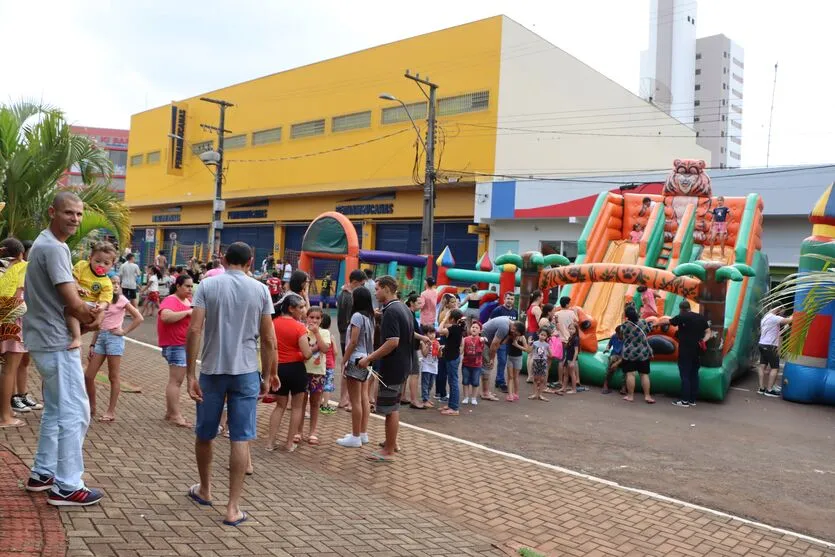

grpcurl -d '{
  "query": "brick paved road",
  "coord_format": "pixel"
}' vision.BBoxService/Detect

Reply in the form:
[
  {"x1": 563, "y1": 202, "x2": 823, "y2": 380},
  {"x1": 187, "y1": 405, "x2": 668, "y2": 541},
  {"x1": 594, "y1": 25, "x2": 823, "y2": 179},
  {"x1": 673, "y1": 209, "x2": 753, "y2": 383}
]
[{"x1": 1, "y1": 339, "x2": 833, "y2": 557}]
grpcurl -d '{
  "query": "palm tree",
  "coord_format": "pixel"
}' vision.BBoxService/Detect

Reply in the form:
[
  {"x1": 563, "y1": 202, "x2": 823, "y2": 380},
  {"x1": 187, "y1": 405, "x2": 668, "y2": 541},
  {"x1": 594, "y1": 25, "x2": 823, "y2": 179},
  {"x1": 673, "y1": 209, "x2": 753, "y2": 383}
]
[
  {"x1": 762, "y1": 254, "x2": 835, "y2": 357},
  {"x1": 0, "y1": 100, "x2": 129, "y2": 254}
]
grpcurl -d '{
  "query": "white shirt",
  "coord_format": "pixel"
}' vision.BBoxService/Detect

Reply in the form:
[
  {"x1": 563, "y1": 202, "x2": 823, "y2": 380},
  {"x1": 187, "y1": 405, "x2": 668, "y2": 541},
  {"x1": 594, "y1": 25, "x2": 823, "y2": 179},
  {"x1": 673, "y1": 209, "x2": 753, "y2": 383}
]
[
  {"x1": 282, "y1": 263, "x2": 292, "y2": 281},
  {"x1": 760, "y1": 313, "x2": 783, "y2": 346},
  {"x1": 147, "y1": 275, "x2": 159, "y2": 293},
  {"x1": 119, "y1": 261, "x2": 141, "y2": 289}
]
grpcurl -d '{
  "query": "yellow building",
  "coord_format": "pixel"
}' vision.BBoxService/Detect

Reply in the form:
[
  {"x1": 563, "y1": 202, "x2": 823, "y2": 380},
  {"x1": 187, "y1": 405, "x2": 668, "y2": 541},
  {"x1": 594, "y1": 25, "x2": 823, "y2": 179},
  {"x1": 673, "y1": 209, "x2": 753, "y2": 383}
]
[{"x1": 127, "y1": 15, "x2": 708, "y2": 270}]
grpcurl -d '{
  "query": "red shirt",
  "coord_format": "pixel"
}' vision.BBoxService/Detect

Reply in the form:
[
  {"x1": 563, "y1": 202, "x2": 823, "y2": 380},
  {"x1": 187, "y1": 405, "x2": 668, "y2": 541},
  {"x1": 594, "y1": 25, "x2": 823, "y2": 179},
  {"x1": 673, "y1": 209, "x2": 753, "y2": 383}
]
[
  {"x1": 267, "y1": 277, "x2": 281, "y2": 296},
  {"x1": 462, "y1": 336, "x2": 485, "y2": 368},
  {"x1": 325, "y1": 340, "x2": 336, "y2": 369},
  {"x1": 273, "y1": 316, "x2": 308, "y2": 363},
  {"x1": 157, "y1": 295, "x2": 191, "y2": 347}
]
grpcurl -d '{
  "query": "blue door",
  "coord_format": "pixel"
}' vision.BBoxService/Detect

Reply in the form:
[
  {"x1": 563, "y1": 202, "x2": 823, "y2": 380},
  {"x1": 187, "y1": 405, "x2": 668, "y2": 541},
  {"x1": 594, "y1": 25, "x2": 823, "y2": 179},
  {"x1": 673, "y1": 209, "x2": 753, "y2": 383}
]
[
  {"x1": 163, "y1": 227, "x2": 208, "y2": 266},
  {"x1": 221, "y1": 225, "x2": 274, "y2": 268},
  {"x1": 375, "y1": 221, "x2": 477, "y2": 273}
]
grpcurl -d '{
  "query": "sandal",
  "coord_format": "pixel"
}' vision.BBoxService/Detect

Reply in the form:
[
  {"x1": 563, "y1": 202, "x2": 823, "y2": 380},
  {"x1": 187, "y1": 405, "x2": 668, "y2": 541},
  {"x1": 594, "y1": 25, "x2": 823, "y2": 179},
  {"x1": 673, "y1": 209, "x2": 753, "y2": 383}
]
[
  {"x1": 366, "y1": 452, "x2": 394, "y2": 463},
  {"x1": 0, "y1": 418, "x2": 25, "y2": 429},
  {"x1": 440, "y1": 408, "x2": 459, "y2": 416},
  {"x1": 645, "y1": 398, "x2": 656, "y2": 404},
  {"x1": 378, "y1": 441, "x2": 400, "y2": 452},
  {"x1": 409, "y1": 403, "x2": 426, "y2": 409},
  {"x1": 307, "y1": 434, "x2": 320, "y2": 446}
]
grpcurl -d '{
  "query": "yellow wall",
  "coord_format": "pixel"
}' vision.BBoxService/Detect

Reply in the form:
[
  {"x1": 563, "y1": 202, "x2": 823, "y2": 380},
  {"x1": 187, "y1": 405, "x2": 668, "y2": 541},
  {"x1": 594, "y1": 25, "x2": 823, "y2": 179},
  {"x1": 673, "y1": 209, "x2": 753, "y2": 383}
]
[
  {"x1": 126, "y1": 17, "x2": 502, "y2": 208},
  {"x1": 129, "y1": 185, "x2": 475, "y2": 226}
]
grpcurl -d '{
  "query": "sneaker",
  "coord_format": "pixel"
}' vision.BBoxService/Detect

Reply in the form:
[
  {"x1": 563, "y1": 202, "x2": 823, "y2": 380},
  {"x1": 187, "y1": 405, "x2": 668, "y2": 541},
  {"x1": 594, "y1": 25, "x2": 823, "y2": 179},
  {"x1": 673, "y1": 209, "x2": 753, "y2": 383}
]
[
  {"x1": 10, "y1": 396, "x2": 30, "y2": 413},
  {"x1": 319, "y1": 405, "x2": 335, "y2": 415},
  {"x1": 461, "y1": 397, "x2": 470, "y2": 405},
  {"x1": 336, "y1": 435, "x2": 362, "y2": 448},
  {"x1": 471, "y1": 398, "x2": 478, "y2": 406},
  {"x1": 47, "y1": 487, "x2": 104, "y2": 507},
  {"x1": 21, "y1": 393, "x2": 43, "y2": 410},
  {"x1": 689, "y1": 401, "x2": 697, "y2": 407},
  {"x1": 359, "y1": 433, "x2": 369, "y2": 445},
  {"x1": 757, "y1": 388, "x2": 766, "y2": 395},
  {"x1": 672, "y1": 400, "x2": 690, "y2": 407},
  {"x1": 26, "y1": 474, "x2": 54, "y2": 492},
  {"x1": 763, "y1": 389, "x2": 780, "y2": 398},
  {"x1": 439, "y1": 396, "x2": 449, "y2": 402}
]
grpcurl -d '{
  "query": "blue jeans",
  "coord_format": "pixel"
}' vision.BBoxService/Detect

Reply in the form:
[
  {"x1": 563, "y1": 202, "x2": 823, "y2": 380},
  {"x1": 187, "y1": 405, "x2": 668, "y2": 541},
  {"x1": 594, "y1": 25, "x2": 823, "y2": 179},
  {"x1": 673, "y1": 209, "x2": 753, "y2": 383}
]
[
  {"x1": 462, "y1": 366, "x2": 482, "y2": 387},
  {"x1": 437, "y1": 359, "x2": 448, "y2": 398},
  {"x1": 195, "y1": 371, "x2": 261, "y2": 442},
  {"x1": 30, "y1": 349, "x2": 90, "y2": 492},
  {"x1": 421, "y1": 372, "x2": 435, "y2": 402},
  {"x1": 443, "y1": 356, "x2": 461, "y2": 411},
  {"x1": 495, "y1": 344, "x2": 508, "y2": 387}
]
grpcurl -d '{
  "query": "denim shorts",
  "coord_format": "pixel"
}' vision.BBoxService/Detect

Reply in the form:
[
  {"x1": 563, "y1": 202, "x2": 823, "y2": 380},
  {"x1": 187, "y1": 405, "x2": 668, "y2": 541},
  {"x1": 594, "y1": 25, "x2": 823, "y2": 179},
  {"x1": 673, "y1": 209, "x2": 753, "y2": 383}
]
[
  {"x1": 93, "y1": 331, "x2": 125, "y2": 357},
  {"x1": 324, "y1": 369, "x2": 335, "y2": 392},
  {"x1": 462, "y1": 365, "x2": 482, "y2": 387},
  {"x1": 507, "y1": 355, "x2": 523, "y2": 370},
  {"x1": 161, "y1": 345, "x2": 186, "y2": 367},
  {"x1": 195, "y1": 371, "x2": 260, "y2": 442}
]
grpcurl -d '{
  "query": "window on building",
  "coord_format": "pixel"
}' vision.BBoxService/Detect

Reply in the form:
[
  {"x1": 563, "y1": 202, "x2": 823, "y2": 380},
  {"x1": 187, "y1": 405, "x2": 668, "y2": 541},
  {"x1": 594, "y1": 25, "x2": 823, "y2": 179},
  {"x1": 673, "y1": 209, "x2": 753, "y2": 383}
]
[
  {"x1": 223, "y1": 134, "x2": 247, "y2": 150},
  {"x1": 191, "y1": 140, "x2": 214, "y2": 155},
  {"x1": 694, "y1": 100, "x2": 700, "y2": 106},
  {"x1": 721, "y1": 131, "x2": 725, "y2": 137},
  {"x1": 332, "y1": 110, "x2": 372, "y2": 133},
  {"x1": 721, "y1": 115, "x2": 726, "y2": 121},
  {"x1": 110, "y1": 177, "x2": 126, "y2": 192},
  {"x1": 694, "y1": 116, "x2": 700, "y2": 122},
  {"x1": 732, "y1": 57, "x2": 744, "y2": 69},
  {"x1": 695, "y1": 132, "x2": 699, "y2": 137},
  {"x1": 129, "y1": 154, "x2": 143, "y2": 166},
  {"x1": 731, "y1": 136, "x2": 741, "y2": 145},
  {"x1": 438, "y1": 90, "x2": 490, "y2": 116},
  {"x1": 723, "y1": 83, "x2": 727, "y2": 90},
  {"x1": 732, "y1": 89, "x2": 743, "y2": 99},
  {"x1": 146, "y1": 151, "x2": 161, "y2": 164},
  {"x1": 686, "y1": 15, "x2": 690, "y2": 22},
  {"x1": 723, "y1": 51, "x2": 728, "y2": 58},
  {"x1": 731, "y1": 120, "x2": 742, "y2": 129},
  {"x1": 695, "y1": 84, "x2": 701, "y2": 91},
  {"x1": 692, "y1": 17, "x2": 695, "y2": 24},
  {"x1": 252, "y1": 127, "x2": 282, "y2": 146},
  {"x1": 729, "y1": 151, "x2": 741, "y2": 161},
  {"x1": 108, "y1": 150, "x2": 127, "y2": 175},
  {"x1": 731, "y1": 104, "x2": 742, "y2": 114},
  {"x1": 696, "y1": 53, "x2": 702, "y2": 60},
  {"x1": 733, "y1": 73, "x2": 744, "y2": 84},
  {"x1": 721, "y1": 147, "x2": 725, "y2": 154},
  {"x1": 291, "y1": 119, "x2": 326, "y2": 139},
  {"x1": 381, "y1": 101, "x2": 427, "y2": 125},
  {"x1": 68, "y1": 174, "x2": 85, "y2": 186},
  {"x1": 722, "y1": 99, "x2": 727, "y2": 106},
  {"x1": 695, "y1": 69, "x2": 701, "y2": 75},
  {"x1": 720, "y1": 163, "x2": 726, "y2": 169},
  {"x1": 723, "y1": 67, "x2": 727, "y2": 74},
  {"x1": 540, "y1": 241, "x2": 578, "y2": 263}
]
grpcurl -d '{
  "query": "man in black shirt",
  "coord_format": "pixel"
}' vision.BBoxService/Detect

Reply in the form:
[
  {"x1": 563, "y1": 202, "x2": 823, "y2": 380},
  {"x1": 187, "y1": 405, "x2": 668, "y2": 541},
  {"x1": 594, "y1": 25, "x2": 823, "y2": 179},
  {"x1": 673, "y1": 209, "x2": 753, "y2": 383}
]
[
  {"x1": 359, "y1": 275, "x2": 414, "y2": 461},
  {"x1": 336, "y1": 269, "x2": 367, "y2": 408},
  {"x1": 659, "y1": 300, "x2": 711, "y2": 407}
]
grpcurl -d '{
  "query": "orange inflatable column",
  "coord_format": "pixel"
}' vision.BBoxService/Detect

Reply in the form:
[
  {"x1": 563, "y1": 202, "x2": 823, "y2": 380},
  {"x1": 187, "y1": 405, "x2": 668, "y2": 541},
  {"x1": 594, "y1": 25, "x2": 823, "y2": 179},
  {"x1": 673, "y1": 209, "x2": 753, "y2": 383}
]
[{"x1": 499, "y1": 264, "x2": 516, "y2": 299}]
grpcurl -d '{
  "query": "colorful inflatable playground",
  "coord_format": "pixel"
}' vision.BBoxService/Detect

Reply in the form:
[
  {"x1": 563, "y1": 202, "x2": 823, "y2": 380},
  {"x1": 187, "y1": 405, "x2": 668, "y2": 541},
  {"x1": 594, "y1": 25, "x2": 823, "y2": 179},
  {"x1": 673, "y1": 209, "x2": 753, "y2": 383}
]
[{"x1": 781, "y1": 184, "x2": 835, "y2": 405}]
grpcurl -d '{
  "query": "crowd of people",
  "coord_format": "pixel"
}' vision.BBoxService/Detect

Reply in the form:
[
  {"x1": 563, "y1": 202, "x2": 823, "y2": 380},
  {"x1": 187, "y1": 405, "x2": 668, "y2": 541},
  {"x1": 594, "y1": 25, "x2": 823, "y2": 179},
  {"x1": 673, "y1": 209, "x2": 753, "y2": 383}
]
[{"x1": 0, "y1": 192, "x2": 792, "y2": 524}]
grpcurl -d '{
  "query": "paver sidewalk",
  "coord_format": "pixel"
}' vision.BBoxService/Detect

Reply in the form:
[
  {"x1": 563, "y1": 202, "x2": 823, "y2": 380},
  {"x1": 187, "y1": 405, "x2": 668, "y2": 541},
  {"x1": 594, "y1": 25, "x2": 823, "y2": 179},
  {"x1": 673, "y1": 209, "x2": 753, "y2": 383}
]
[{"x1": 1, "y1": 339, "x2": 833, "y2": 557}]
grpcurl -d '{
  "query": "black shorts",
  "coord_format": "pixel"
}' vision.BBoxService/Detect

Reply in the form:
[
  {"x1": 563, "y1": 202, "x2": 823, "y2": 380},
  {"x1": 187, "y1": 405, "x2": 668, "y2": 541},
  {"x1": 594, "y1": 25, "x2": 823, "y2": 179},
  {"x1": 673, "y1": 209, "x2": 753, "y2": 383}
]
[
  {"x1": 375, "y1": 383, "x2": 403, "y2": 416},
  {"x1": 277, "y1": 361, "x2": 307, "y2": 396},
  {"x1": 759, "y1": 344, "x2": 780, "y2": 369},
  {"x1": 122, "y1": 288, "x2": 137, "y2": 300},
  {"x1": 563, "y1": 340, "x2": 578, "y2": 363},
  {"x1": 622, "y1": 359, "x2": 651, "y2": 374}
]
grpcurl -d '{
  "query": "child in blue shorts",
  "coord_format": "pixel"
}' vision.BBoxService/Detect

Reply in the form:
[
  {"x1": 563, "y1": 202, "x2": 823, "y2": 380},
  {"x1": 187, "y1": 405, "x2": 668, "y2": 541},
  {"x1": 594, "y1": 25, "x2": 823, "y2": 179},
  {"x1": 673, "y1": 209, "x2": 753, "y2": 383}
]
[{"x1": 320, "y1": 313, "x2": 337, "y2": 415}]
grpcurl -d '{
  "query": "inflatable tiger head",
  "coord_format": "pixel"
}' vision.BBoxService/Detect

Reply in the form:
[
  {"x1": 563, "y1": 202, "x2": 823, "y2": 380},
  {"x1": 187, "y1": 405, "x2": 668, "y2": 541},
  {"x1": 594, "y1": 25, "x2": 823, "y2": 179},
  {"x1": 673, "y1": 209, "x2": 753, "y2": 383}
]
[{"x1": 664, "y1": 159, "x2": 712, "y2": 197}]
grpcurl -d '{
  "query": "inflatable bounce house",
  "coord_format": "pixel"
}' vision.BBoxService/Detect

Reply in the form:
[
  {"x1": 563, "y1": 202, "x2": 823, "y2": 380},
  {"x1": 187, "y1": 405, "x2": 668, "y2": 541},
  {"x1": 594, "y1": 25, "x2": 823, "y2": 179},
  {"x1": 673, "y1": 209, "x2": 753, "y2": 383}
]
[
  {"x1": 780, "y1": 184, "x2": 835, "y2": 405},
  {"x1": 525, "y1": 159, "x2": 769, "y2": 401},
  {"x1": 297, "y1": 212, "x2": 428, "y2": 303}
]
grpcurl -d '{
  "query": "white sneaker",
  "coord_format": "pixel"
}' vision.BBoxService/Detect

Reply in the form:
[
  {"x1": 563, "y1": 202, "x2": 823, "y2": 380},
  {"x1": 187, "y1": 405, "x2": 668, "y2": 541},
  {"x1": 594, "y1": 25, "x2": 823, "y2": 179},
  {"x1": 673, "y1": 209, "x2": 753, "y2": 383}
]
[
  {"x1": 360, "y1": 433, "x2": 369, "y2": 445},
  {"x1": 336, "y1": 435, "x2": 362, "y2": 448},
  {"x1": 471, "y1": 398, "x2": 478, "y2": 406},
  {"x1": 462, "y1": 397, "x2": 470, "y2": 405}
]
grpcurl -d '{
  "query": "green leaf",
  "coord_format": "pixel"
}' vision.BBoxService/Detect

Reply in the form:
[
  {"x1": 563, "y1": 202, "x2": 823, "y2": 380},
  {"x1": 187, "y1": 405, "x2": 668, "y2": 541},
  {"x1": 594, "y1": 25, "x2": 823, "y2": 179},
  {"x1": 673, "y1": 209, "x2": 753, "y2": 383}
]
[
  {"x1": 716, "y1": 266, "x2": 744, "y2": 282},
  {"x1": 732, "y1": 263, "x2": 755, "y2": 277},
  {"x1": 543, "y1": 254, "x2": 570, "y2": 267},
  {"x1": 496, "y1": 253, "x2": 523, "y2": 267},
  {"x1": 672, "y1": 262, "x2": 706, "y2": 280}
]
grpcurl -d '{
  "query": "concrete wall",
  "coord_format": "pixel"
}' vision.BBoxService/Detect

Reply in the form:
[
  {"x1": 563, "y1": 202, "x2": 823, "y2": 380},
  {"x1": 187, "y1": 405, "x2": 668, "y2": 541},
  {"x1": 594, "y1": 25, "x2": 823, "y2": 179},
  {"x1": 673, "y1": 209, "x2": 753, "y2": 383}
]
[
  {"x1": 494, "y1": 17, "x2": 710, "y2": 177},
  {"x1": 489, "y1": 218, "x2": 586, "y2": 257},
  {"x1": 761, "y1": 216, "x2": 809, "y2": 267}
]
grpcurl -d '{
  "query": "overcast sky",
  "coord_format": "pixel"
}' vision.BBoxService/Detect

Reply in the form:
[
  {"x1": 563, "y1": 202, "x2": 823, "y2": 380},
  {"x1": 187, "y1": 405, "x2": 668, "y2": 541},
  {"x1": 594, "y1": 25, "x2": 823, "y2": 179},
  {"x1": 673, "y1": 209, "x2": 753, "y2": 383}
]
[{"x1": 2, "y1": 0, "x2": 832, "y2": 168}]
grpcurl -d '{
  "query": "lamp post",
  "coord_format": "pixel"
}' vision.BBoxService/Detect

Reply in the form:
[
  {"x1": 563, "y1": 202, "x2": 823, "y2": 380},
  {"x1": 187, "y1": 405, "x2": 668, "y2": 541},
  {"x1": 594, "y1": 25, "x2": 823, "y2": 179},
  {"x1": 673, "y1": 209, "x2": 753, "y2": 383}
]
[{"x1": 379, "y1": 71, "x2": 438, "y2": 259}]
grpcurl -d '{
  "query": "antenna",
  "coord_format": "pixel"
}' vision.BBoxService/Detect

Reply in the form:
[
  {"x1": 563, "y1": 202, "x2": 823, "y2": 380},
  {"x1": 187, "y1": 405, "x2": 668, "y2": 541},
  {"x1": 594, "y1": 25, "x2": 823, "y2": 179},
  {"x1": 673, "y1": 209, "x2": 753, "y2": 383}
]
[{"x1": 766, "y1": 62, "x2": 778, "y2": 168}]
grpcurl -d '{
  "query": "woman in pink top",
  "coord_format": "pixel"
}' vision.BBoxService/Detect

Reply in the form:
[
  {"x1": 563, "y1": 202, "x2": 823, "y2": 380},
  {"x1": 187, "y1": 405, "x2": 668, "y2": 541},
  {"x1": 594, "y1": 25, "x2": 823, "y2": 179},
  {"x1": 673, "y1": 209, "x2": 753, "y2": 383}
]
[
  {"x1": 84, "y1": 276, "x2": 144, "y2": 422},
  {"x1": 419, "y1": 277, "x2": 438, "y2": 326},
  {"x1": 637, "y1": 286, "x2": 658, "y2": 319},
  {"x1": 157, "y1": 274, "x2": 194, "y2": 427}
]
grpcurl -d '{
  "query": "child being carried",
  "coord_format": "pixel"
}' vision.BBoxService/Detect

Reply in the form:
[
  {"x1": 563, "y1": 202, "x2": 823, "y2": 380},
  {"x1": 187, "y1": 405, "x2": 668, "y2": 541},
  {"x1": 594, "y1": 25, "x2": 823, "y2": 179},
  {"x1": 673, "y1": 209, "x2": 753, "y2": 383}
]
[{"x1": 68, "y1": 241, "x2": 117, "y2": 349}]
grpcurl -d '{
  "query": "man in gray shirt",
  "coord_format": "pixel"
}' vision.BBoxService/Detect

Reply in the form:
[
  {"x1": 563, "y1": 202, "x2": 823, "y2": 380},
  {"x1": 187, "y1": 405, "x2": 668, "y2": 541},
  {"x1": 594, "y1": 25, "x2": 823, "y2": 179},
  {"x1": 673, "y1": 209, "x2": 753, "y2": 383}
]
[
  {"x1": 118, "y1": 253, "x2": 141, "y2": 306},
  {"x1": 186, "y1": 242, "x2": 277, "y2": 526},
  {"x1": 23, "y1": 192, "x2": 103, "y2": 506}
]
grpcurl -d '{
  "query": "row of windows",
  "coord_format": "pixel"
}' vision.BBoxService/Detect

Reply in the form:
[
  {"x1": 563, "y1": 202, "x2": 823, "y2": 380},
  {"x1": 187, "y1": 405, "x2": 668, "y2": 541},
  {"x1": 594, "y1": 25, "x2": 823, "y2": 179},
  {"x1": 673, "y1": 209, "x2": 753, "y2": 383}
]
[
  {"x1": 729, "y1": 151, "x2": 741, "y2": 161},
  {"x1": 731, "y1": 104, "x2": 742, "y2": 114},
  {"x1": 732, "y1": 57, "x2": 744, "y2": 69},
  {"x1": 730, "y1": 119, "x2": 742, "y2": 130},
  {"x1": 730, "y1": 136, "x2": 741, "y2": 145},
  {"x1": 170, "y1": 90, "x2": 490, "y2": 156},
  {"x1": 732, "y1": 88, "x2": 743, "y2": 99},
  {"x1": 732, "y1": 73, "x2": 744, "y2": 84},
  {"x1": 130, "y1": 151, "x2": 161, "y2": 166},
  {"x1": 694, "y1": 99, "x2": 729, "y2": 107}
]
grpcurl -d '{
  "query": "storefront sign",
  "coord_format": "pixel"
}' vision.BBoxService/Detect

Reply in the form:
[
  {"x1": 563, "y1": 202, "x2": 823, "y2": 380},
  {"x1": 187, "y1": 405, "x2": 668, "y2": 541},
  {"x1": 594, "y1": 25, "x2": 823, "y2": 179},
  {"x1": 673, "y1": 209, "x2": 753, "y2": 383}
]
[
  {"x1": 152, "y1": 214, "x2": 181, "y2": 223},
  {"x1": 229, "y1": 209, "x2": 268, "y2": 220},
  {"x1": 145, "y1": 229, "x2": 155, "y2": 241},
  {"x1": 335, "y1": 203, "x2": 394, "y2": 216}
]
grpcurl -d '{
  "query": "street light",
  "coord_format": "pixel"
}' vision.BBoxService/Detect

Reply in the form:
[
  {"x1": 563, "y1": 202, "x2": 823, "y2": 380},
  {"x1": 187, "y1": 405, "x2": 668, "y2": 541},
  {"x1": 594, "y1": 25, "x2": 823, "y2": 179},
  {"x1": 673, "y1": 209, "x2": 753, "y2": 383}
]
[
  {"x1": 379, "y1": 74, "x2": 438, "y2": 259},
  {"x1": 378, "y1": 93, "x2": 426, "y2": 150}
]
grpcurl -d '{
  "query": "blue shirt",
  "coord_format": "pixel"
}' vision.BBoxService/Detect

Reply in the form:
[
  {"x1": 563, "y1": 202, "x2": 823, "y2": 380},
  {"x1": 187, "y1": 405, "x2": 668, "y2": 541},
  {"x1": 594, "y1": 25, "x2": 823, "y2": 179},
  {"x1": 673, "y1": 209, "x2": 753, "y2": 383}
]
[
  {"x1": 712, "y1": 206, "x2": 730, "y2": 222},
  {"x1": 607, "y1": 336, "x2": 624, "y2": 356},
  {"x1": 490, "y1": 305, "x2": 518, "y2": 320}
]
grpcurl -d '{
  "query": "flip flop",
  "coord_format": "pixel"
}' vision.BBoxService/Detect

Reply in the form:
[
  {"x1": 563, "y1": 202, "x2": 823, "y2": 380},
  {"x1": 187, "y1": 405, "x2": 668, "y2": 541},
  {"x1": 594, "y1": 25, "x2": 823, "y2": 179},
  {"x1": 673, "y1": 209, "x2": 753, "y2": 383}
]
[
  {"x1": 187, "y1": 484, "x2": 212, "y2": 506},
  {"x1": 409, "y1": 403, "x2": 426, "y2": 409},
  {"x1": 645, "y1": 398, "x2": 656, "y2": 404},
  {"x1": 222, "y1": 511, "x2": 248, "y2": 527},
  {"x1": 307, "y1": 435, "x2": 320, "y2": 446},
  {"x1": 378, "y1": 441, "x2": 400, "y2": 452},
  {"x1": 366, "y1": 452, "x2": 394, "y2": 463},
  {"x1": 98, "y1": 415, "x2": 116, "y2": 422},
  {"x1": 0, "y1": 418, "x2": 25, "y2": 429}
]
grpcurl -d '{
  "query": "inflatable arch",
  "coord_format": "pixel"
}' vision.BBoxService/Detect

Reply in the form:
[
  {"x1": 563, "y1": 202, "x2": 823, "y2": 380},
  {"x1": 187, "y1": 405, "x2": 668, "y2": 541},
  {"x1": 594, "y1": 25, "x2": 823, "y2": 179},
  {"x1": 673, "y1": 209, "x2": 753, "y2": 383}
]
[
  {"x1": 298, "y1": 212, "x2": 359, "y2": 286},
  {"x1": 539, "y1": 263, "x2": 702, "y2": 300}
]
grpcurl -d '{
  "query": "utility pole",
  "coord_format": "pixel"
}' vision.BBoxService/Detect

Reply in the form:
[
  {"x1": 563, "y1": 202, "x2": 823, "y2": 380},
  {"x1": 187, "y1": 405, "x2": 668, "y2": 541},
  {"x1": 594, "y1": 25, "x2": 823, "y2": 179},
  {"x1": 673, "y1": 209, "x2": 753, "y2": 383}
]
[
  {"x1": 200, "y1": 96, "x2": 234, "y2": 258},
  {"x1": 766, "y1": 63, "x2": 778, "y2": 168},
  {"x1": 404, "y1": 71, "x2": 439, "y2": 258}
]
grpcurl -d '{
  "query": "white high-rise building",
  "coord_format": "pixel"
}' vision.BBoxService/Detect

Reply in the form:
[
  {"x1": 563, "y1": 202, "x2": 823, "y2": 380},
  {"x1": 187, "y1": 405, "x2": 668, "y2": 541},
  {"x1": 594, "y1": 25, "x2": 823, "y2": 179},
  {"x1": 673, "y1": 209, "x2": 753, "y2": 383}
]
[
  {"x1": 639, "y1": 0, "x2": 698, "y2": 125},
  {"x1": 694, "y1": 34, "x2": 744, "y2": 168}
]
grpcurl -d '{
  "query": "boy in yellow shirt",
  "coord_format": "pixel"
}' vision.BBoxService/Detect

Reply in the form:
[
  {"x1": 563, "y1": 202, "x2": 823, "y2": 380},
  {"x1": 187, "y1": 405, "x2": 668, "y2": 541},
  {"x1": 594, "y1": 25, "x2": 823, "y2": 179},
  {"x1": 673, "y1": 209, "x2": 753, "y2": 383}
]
[{"x1": 68, "y1": 241, "x2": 117, "y2": 349}]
